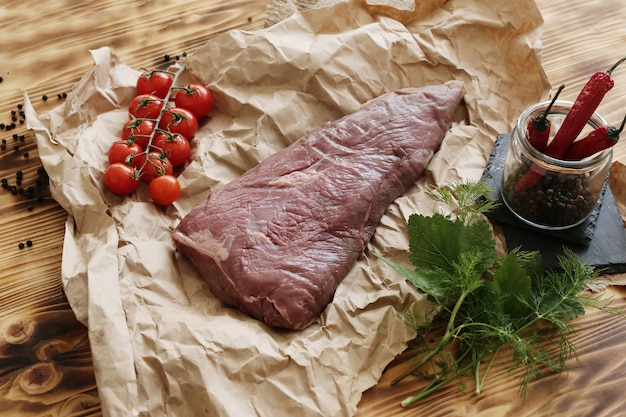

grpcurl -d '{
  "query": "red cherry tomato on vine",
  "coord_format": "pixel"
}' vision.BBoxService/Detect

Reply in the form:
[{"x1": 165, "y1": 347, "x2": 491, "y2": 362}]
[
  {"x1": 149, "y1": 175, "x2": 181, "y2": 206},
  {"x1": 104, "y1": 163, "x2": 140, "y2": 195},
  {"x1": 174, "y1": 84, "x2": 213, "y2": 119},
  {"x1": 121, "y1": 119, "x2": 156, "y2": 150},
  {"x1": 153, "y1": 132, "x2": 191, "y2": 167},
  {"x1": 159, "y1": 107, "x2": 198, "y2": 139},
  {"x1": 131, "y1": 151, "x2": 173, "y2": 184},
  {"x1": 129, "y1": 94, "x2": 164, "y2": 120},
  {"x1": 136, "y1": 71, "x2": 173, "y2": 99},
  {"x1": 108, "y1": 140, "x2": 143, "y2": 164}
]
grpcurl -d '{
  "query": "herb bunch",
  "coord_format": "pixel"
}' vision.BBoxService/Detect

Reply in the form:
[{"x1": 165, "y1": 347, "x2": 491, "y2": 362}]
[{"x1": 378, "y1": 180, "x2": 616, "y2": 407}]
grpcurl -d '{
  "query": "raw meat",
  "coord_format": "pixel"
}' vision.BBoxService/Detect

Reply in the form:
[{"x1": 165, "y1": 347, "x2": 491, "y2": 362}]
[{"x1": 172, "y1": 81, "x2": 465, "y2": 330}]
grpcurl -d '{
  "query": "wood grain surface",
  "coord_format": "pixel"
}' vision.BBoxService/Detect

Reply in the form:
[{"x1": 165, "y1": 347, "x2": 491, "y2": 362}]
[{"x1": 1, "y1": 1, "x2": 625, "y2": 416}]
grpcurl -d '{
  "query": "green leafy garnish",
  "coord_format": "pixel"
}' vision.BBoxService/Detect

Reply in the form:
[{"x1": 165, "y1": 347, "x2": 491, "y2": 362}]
[{"x1": 376, "y1": 180, "x2": 619, "y2": 407}]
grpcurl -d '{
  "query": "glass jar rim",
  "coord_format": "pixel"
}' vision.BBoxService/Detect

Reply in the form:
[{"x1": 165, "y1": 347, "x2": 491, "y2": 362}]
[{"x1": 516, "y1": 99, "x2": 612, "y2": 171}]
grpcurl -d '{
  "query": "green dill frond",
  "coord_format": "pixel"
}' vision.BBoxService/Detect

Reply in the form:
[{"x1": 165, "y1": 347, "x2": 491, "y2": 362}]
[
  {"x1": 452, "y1": 251, "x2": 488, "y2": 293},
  {"x1": 577, "y1": 292, "x2": 625, "y2": 317},
  {"x1": 425, "y1": 183, "x2": 456, "y2": 206},
  {"x1": 426, "y1": 180, "x2": 500, "y2": 225}
]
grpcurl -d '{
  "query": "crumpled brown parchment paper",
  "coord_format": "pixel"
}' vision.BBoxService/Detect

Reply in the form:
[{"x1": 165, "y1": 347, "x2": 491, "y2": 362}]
[
  {"x1": 609, "y1": 161, "x2": 626, "y2": 225},
  {"x1": 26, "y1": 0, "x2": 550, "y2": 416}
]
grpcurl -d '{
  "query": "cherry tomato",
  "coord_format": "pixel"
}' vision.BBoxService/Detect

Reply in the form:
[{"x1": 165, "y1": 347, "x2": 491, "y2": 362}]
[
  {"x1": 159, "y1": 107, "x2": 198, "y2": 139},
  {"x1": 136, "y1": 71, "x2": 173, "y2": 99},
  {"x1": 131, "y1": 151, "x2": 173, "y2": 184},
  {"x1": 129, "y1": 94, "x2": 164, "y2": 120},
  {"x1": 104, "y1": 163, "x2": 140, "y2": 195},
  {"x1": 174, "y1": 84, "x2": 214, "y2": 119},
  {"x1": 121, "y1": 119, "x2": 156, "y2": 150},
  {"x1": 108, "y1": 140, "x2": 143, "y2": 164},
  {"x1": 153, "y1": 132, "x2": 191, "y2": 167},
  {"x1": 149, "y1": 175, "x2": 181, "y2": 206}
]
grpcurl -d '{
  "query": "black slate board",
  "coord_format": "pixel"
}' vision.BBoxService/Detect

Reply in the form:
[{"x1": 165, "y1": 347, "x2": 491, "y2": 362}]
[{"x1": 481, "y1": 134, "x2": 626, "y2": 274}]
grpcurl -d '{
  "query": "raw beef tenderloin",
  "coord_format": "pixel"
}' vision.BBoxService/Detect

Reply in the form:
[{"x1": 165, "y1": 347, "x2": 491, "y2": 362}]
[{"x1": 172, "y1": 81, "x2": 465, "y2": 330}]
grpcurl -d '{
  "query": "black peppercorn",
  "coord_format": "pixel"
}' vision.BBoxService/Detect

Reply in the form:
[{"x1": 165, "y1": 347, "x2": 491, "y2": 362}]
[{"x1": 505, "y1": 170, "x2": 596, "y2": 227}]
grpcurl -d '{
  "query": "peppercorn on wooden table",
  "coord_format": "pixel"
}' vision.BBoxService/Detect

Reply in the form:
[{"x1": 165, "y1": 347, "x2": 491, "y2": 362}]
[{"x1": 1, "y1": 1, "x2": 626, "y2": 416}]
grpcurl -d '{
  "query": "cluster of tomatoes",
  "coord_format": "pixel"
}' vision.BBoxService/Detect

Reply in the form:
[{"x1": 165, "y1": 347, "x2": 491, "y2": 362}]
[{"x1": 103, "y1": 67, "x2": 213, "y2": 205}]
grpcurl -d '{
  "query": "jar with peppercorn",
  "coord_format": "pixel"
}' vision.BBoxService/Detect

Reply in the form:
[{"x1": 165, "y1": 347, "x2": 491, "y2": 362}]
[{"x1": 501, "y1": 100, "x2": 612, "y2": 230}]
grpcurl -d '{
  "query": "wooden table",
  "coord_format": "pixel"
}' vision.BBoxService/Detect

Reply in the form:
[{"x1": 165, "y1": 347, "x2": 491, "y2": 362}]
[{"x1": 1, "y1": 1, "x2": 625, "y2": 416}]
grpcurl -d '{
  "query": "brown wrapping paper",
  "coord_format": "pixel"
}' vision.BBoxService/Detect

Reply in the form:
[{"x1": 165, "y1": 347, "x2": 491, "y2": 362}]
[
  {"x1": 609, "y1": 161, "x2": 626, "y2": 225},
  {"x1": 26, "y1": 0, "x2": 552, "y2": 415}
]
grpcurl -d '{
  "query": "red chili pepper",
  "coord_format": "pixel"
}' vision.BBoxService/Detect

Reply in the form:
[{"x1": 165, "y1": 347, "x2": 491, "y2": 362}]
[
  {"x1": 526, "y1": 84, "x2": 565, "y2": 152},
  {"x1": 561, "y1": 113, "x2": 626, "y2": 160},
  {"x1": 513, "y1": 164, "x2": 545, "y2": 194},
  {"x1": 514, "y1": 56, "x2": 626, "y2": 192},
  {"x1": 545, "y1": 56, "x2": 626, "y2": 158}
]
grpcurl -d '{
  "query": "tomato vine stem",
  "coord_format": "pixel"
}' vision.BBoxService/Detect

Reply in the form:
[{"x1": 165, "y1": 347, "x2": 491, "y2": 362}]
[{"x1": 131, "y1": 65, "x2": 187, "y2": 177}]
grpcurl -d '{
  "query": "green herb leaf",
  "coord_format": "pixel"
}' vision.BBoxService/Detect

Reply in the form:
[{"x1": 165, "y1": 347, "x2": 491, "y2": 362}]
[
  {"x1": 492, "y1": 252, "x2": 532, "y2": 318},
  {"x1": 407, "y1": 212, "x2": 497, "y2": 274},
  {"x1": 376, "y1": 257, "x2": 450, "y2": 300}
]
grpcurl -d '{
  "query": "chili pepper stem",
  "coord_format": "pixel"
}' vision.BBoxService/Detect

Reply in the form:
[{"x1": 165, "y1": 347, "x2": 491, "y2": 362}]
[
  {"x1": 615, "y1": 113, "x2": 626, "y2": 136},
  {"x1": 532, "y1": 84, "x2": 565, "y2": 131},
  {"x1": 607, "y1": 55, "x2": 626, "y2": 76}
]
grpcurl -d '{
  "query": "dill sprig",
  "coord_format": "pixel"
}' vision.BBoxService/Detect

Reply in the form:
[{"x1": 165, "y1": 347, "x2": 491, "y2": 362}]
[{"x1": 376, "y1": 180, "x2": 620, "y2": 408}]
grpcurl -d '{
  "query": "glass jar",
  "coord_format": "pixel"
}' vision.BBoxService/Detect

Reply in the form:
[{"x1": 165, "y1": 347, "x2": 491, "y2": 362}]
[{"x1": 501, "y1": 100, "x2": 612, "y2": 230}]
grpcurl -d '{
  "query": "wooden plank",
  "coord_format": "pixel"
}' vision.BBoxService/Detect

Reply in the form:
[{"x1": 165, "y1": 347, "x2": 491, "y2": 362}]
[
  {"x1": 535, "y1": 0, "x2": 626, "y2": 164},
  {"x1": 358, "y1": 286, "x2": 626, "y2": 416},
  {"x1": 1, "y1": 0, "x2": 625, "y2": 415}
]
